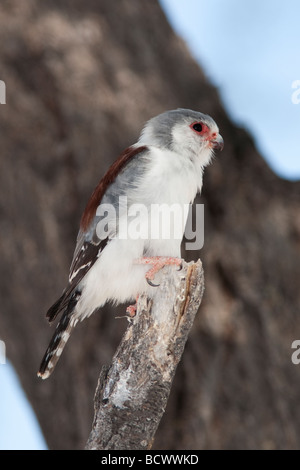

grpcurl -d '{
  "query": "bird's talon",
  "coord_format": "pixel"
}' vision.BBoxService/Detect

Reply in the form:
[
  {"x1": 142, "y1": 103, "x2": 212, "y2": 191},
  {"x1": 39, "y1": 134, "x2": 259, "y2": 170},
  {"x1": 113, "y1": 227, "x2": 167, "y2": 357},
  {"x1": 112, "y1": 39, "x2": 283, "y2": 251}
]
[
  {"x1": 126, "y1": 304, "x2": 137, "y2": 317},
  {"x1": 146, "y1": 278, "x2": 160, "y2": 287}
]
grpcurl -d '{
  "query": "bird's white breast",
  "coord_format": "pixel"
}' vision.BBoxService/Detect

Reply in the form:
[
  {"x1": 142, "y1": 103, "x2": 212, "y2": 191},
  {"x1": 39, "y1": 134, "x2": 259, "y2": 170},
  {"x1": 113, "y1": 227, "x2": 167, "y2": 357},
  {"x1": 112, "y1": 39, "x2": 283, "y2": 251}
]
[
  {"x1": 136, "y1": 146, "x2": 203, "y2": 206},
  {"x1": 76, "y1": 146, "x2": 206, "y2": 319}
]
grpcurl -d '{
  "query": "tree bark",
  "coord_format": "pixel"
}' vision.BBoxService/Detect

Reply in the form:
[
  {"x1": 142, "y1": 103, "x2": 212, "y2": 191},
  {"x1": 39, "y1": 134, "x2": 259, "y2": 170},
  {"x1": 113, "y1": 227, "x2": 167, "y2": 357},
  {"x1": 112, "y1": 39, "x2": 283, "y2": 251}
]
[{"x1": 85, "y1": 260, "x2": 204, "y2": 450}]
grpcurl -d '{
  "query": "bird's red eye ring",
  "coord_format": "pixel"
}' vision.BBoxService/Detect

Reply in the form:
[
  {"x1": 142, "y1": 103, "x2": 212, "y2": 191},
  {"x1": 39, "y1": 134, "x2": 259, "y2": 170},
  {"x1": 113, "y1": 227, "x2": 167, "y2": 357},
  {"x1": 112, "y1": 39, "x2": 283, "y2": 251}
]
[{"x1": 190, "y1": 122, "x2": 209, "y2": 135}]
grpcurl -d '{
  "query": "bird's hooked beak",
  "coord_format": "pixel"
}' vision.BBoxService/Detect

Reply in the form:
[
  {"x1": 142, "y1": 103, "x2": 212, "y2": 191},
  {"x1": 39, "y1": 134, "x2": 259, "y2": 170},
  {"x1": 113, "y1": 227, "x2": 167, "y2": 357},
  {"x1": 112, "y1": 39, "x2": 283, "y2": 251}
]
[{"x1": 210, "y1": 134, "x2": 224, "y2": 151}]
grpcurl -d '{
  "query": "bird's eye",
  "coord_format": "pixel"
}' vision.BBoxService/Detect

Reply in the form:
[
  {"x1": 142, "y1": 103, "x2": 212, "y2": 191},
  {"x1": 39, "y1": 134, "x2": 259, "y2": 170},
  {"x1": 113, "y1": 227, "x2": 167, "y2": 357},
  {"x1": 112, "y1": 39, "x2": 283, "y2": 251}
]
[
  {"x1": 193, "y1": 123, "x2": 203, "y2": 133},
  {"x1": 190, "y1": 122, "x2": 209, "y2": 135}
]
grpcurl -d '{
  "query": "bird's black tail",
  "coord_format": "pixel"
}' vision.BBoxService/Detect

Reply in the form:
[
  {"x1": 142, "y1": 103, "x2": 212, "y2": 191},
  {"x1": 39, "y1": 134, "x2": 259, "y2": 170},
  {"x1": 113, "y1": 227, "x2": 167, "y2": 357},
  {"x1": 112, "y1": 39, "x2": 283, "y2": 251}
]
[{"x1": 38, "y1": 292, "x2": 80, "y2": 379}]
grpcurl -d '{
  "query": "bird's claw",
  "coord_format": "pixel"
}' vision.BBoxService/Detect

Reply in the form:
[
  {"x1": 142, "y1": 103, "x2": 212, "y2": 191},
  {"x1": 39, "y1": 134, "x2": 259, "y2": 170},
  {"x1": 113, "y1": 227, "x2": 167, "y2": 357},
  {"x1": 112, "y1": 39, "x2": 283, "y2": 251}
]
[
  {"x1": 126, "y1": 304, "x2": 137, "y2": 318},
  {"x1": 146, "y1": 278, "x2": 160, "y2": 287}
]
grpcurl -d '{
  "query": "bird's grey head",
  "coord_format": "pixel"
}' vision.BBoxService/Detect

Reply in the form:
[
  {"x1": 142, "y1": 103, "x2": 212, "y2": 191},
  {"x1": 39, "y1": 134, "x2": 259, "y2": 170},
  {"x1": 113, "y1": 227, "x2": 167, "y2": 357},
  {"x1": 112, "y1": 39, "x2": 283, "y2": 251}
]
[{"x1": 138, "y1": 108, "x2": 223, "y2": 165}]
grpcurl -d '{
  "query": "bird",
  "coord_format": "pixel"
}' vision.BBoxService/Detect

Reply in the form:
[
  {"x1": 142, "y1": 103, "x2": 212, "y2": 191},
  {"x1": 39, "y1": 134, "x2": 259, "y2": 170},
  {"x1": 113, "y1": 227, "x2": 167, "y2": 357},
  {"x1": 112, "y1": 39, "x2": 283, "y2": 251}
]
[{"x1": 37, "y1": 108, "x2": 223, "y2": 379}]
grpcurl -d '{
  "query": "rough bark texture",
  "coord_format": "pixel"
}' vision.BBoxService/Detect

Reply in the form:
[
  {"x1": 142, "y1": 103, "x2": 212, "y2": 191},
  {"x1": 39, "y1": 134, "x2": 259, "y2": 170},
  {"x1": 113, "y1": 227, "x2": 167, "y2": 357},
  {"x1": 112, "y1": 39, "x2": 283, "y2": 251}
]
[
  {"x1": 85, "y1": 261, "x2": 204, "y2": 450},
  {"x1": 1, "y1": 0, "x2": 300, "y2": 450}
]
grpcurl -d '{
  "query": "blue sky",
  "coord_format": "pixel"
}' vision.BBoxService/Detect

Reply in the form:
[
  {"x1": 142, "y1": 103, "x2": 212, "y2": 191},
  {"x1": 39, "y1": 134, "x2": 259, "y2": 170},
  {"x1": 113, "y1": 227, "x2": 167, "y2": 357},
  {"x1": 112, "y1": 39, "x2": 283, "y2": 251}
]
[
  {"x1": 1, "y1": 0, "x2": 300, "y2": 451},
  {"x1": 0, "y1": 362, "x2": 47, "y2": 450},
  {"x1": 160, "y1": 0, "x2": 300, "y2": 180}
]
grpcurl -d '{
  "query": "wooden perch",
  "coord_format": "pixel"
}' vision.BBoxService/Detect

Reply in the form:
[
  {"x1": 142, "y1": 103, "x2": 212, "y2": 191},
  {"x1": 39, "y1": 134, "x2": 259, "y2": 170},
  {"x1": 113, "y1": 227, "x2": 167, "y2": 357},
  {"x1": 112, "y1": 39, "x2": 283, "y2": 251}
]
[{"x1": 85, "y1": 259, "x2": 204, "y2": 450}]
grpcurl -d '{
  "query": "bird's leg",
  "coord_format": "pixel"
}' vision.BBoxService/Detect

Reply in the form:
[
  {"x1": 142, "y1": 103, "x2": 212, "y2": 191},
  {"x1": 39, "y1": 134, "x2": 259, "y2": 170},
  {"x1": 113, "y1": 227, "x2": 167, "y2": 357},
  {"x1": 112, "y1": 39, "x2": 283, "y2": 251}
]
[
  {"x1": 135, "y1": 256, "x2": 182, "y2": 287},
  {"x1": 126, "y1": 294, "x2": 139, "y2": 318}
]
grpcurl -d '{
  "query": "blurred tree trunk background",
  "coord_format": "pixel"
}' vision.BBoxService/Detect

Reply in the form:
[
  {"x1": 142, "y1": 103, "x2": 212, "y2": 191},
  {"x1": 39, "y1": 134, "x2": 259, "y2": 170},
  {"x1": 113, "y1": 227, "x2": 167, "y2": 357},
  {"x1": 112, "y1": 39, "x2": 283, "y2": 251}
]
[{"x1": 1, "y1": 0, "x2": 300, "y2": 450}]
